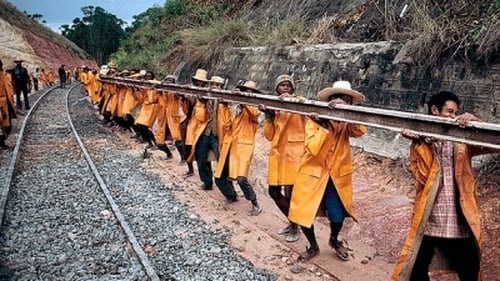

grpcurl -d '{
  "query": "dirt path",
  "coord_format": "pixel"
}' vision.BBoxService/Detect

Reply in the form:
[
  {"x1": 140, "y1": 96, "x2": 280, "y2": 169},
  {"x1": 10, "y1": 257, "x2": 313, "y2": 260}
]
[{"x1": 111, "y1": 125, "x2": 498, "y2": 281}]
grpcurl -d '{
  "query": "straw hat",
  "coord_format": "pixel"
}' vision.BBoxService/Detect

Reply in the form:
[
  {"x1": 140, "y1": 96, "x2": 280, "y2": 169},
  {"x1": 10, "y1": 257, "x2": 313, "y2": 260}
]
[
  {"x1": 108, "y1": 61, "x2": 117, "y2": 69},
  {"x1": 14, "y1": 58, "x2": 24, "y2": 63},
  {"x1": 163, "y1": 74, "x2": 176, "y2": 83},
  {"x1": 275, "y1": 74, "x2": 295, "y2": 91},
  {"x1": 236, "y1": 80, "x2": 261, "y2": 93},
  {"x1": 318, "y1": 81, "x2": 365, "y2": 104},
  {"x1": 192, "y1": 68, "x2": 209, "y2": 82},
  {"x1": 210, "y1": 75, "x2": 225, "y2": 85}
]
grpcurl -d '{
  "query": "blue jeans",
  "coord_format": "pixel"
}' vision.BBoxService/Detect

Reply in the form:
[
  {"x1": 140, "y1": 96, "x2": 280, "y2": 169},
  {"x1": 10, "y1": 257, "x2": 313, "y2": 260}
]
[
  {"x1": 323, "y1": 178, "x2": 347, "y2": 223},
  {"x1": 195, "y1": 134, "x2": 218, "y2": 188}
]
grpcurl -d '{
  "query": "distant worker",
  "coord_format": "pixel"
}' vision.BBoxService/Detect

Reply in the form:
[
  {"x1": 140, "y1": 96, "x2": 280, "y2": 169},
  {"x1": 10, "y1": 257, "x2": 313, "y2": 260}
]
[
  {"x1": 10, "y1": 58, "x2": 31, "y2": 110},
  {"x1": 31, "y1": 67, "x2": 40, "y2": 91},
  {"x1": 39, "y1": 68, "x2": 48, "y2": 89},
  {"x1": 58, "y1": 64, "x2": 66, "y2": 89},
  {"x1": 0, "y1": 59, "x2": 17, "y2": 149},
  {"x1": 393, "y1": 91, "x2": 500, "y2": 281},
  {"x1": 47, "y1": 68, "x2": 56, "y2": 86}
]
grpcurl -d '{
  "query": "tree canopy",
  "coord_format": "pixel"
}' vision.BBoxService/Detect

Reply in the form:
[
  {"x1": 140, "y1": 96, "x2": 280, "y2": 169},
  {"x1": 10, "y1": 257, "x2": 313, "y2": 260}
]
[{"x1": 60, "y1": 6, "x2": 126, "y2": 66}]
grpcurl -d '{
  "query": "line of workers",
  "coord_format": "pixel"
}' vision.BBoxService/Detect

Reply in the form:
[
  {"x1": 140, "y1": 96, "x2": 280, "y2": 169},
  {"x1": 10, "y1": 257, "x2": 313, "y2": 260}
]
[
  {"x1": 2, "y1": 57, "x2": 493, "y2": 280},
  {"x1": 0, "y1": 58, "x2": 84, "y2": 149}
]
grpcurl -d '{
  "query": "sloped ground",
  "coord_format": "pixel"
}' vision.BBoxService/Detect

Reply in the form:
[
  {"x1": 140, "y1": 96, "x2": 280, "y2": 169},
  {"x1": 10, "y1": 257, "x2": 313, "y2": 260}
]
[
  {"x1": 114, "y1": 125, "x2": 499, "y2": 281},
  {"x1": 0, "y1": 18, "x2": 96, "y2": 72},
  {"x1": 3, "y1": 96, "x2": 498, "y2": 280}
]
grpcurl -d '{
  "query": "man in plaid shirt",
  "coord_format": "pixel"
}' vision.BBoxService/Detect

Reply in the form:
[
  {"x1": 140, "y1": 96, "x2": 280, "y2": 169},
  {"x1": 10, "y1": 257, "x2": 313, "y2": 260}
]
[{"x1": 393, "y1": 91, "x2": 499, "y2": 281}]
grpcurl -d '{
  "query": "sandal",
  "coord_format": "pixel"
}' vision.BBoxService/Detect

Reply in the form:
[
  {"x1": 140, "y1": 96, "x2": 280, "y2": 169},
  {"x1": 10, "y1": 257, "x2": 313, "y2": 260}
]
[
  {"x1": 297, "y1": 245, "x2": 319, "y2": 262},
  {"x1": 329, "y1": 239, "x2": 350, "y2": 261},
  {"x1": 278, "y1": 224, "x2": 292, "y2": 235},
  {"x1": 285, "y1": 225, "x2": 299, "y2": 242},
  {"x1": 182, "y1": 171, "x2": 194, "y2": 178}
]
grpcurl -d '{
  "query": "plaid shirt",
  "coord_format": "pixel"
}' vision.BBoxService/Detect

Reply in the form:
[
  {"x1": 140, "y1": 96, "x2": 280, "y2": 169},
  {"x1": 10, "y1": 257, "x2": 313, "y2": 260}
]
[{"x1": 424, "y1": 140, "x2": 471, "y2": 238}]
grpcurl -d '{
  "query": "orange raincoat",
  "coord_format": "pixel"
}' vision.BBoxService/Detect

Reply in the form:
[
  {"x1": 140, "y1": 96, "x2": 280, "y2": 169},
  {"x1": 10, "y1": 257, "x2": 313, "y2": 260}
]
[
  {"x1": 135, "y1": 88, "x2": 160, "y2": 128},
  {"x1": 288, "y1": 119, "x2": 366, "y2": 227},
  {"x1": 0, "y1": 71, "x2": 17, "y2": 134},
  {"x1": 392, "y1": 141, "x2": 497, "y2": 281},
  {"x1": 263, "y1": 112, "x2": 306, "y2": 186},
  {"x1": 214, "y1": 104, "x2": 260, "y2": 179}
]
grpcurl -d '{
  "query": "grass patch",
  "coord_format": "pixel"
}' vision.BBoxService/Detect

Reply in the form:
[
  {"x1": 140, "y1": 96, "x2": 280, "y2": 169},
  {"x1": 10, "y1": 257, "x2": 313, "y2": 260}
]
[
  {"x1": 256, "y1": 14, "x2": 309, "y2": 46},
  {"x1": 176, "y1": 15, "x2": 253, "y2": 68}
]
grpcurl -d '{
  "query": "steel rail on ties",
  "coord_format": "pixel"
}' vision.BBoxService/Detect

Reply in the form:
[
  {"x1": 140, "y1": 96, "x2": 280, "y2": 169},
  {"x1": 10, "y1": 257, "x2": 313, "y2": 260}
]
[
  {"x1": 0, "y1": 85, "x2": 58, "y2": 228},
  {"x1": 100, "y1": 76, "x2": 500, "y2": 150},
  {"x1": 65, "y1": 84, "x2": 161, "y2": 281}
]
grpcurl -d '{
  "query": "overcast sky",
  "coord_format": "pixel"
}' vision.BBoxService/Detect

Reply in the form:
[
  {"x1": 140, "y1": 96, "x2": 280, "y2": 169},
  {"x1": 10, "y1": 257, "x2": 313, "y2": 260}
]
[{"x1": 7, "y1": 0, "x2": 165, "y2": 32}]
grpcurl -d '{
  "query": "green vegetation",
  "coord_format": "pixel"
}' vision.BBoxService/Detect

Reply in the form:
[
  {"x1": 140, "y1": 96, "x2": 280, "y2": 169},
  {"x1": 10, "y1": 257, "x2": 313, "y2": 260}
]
[
  {"x1": 60, "y1": 6, "x2": 126, "y2": 66},
  {"x1": 388, "y1": 0, "x2": 500, "y2": 68},
  {"x1": 107, "y1": 0, "x2": 499, "y2": 76}
]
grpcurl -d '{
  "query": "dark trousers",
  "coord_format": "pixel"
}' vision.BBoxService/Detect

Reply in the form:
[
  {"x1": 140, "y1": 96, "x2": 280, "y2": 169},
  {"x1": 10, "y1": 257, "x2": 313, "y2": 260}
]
[
  {"x1": 268, "y1": 185, "x2": 292, "y2": 217},
  {"x1": 33, "y1": 78, "x2": 39, "y2": 91},
  {"x1": 135, "y1": 124, "x2": 155, "y2": 145},
  {"x1": 15, "y1": 86, "x2": 30, "y2": 109},
  {"x1": 195, "y1": 134, "x2": 218, "y2": 188},
  {"x1": 215, "y1": 152, "x2": 256, "y2": 202},
  {"x1": 410, "y1": 236, "x2": 479, "y2": 281}
]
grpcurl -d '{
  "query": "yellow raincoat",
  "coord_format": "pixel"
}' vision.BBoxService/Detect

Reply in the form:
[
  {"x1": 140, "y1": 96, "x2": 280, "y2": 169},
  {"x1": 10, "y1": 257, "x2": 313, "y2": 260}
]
[
  {"x1": 155, "y1": 92, "x2": 170, "y2": 144},
  {"x1": 135, "y1": 88, "x2": 160, "y2": 128},
  {"x1": 89, "y1": 73, "x2": 102, "y2": 104},
  {"x1": 214, "y1": 105, "x2": 260, "y2": 179},
  {"x1": 47, "y1": 69, "x2": 56, "y2": 85},
  {"x1": 186, "y1": 99, "x2": 209, "y2": 162},
  {"x1": 263, "y1": 111, "x2": 306, "y2": 186},
  {"x1": 288, "y1": 119, "x2": 366, "y2": 227},
  {"x1": 165, "y1": 92, "x2": 187, "y2": 142},
  {"x1": 80, "y1": 70, "x2": 92, "y2": 96},
  {"x1": 0, "y1": 71, "x2": 16, "y2": 133},
  {"x1": 392, "y1": 142, "x2": 498, "y2": 281}
]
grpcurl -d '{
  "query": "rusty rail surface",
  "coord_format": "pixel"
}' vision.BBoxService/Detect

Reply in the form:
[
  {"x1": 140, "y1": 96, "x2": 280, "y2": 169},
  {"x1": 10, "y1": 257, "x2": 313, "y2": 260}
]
[{"x1": 99, "y1": 76, "x2": 500, "y2": 149}]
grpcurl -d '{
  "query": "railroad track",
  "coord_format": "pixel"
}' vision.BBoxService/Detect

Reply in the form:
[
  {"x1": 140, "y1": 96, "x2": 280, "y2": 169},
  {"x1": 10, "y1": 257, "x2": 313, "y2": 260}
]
[{"x1": 0, "y1": 84, "x2": 274, "y2": 280}]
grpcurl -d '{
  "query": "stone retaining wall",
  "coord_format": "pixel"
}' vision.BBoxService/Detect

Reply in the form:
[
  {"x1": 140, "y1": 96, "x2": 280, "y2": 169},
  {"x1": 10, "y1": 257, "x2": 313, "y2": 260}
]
[{"x1": 177, "y1": 42, "x2": 499, "y2": 158}]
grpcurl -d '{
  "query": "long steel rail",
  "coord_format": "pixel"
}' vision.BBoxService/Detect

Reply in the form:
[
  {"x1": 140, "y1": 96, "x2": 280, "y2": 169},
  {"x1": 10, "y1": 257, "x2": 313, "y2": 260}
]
[{"x1": 100, "y1": 76, "x2": 500, "y2": 150}]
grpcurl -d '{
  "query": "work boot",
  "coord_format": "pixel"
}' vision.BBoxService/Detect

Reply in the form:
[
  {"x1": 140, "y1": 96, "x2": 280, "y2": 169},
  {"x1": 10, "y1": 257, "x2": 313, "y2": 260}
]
[{"x1": 158, "y1": 144, "x2": 173, "y2": 159}]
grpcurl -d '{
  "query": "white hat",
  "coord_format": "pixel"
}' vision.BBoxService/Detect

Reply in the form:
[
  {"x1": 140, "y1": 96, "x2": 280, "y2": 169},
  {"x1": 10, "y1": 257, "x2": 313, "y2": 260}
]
[{"x1": 318, "y1": 81, "x2": 365, "y2": 104}]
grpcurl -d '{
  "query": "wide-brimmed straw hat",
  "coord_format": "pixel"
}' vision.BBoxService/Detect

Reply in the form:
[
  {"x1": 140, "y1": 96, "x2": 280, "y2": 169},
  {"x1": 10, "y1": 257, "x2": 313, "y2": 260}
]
[
  {"x1": 237, "y1": 80, "x2": 261, "y2": 93},
  {"x1": 14, "y1": 58, "x2": 24, "y2": 63},
  {"x1": 209, "y1": 75, "x2": 225, "y2": 85},
  {"x1": 318, "y1": 81, "x2": 365, "y2": 104},
  {"x1": 108, "y1": 61, "x2": 117, "y2": 69},
  {"x1": 192, "y1": 68, "x2": 209, "y2": 82},
  {"x1": 164, "y1": 74, "x2": 176, "y2": 80}
]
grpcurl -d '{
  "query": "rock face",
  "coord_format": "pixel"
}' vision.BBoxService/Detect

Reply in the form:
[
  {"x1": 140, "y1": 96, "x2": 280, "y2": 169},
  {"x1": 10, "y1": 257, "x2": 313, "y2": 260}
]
[
  {"x1": 0, "y1": 18, "x2": 96, "y2": 72},
  {"x1": 176, "y1": 42, "x2": 499, "y2": 158}
]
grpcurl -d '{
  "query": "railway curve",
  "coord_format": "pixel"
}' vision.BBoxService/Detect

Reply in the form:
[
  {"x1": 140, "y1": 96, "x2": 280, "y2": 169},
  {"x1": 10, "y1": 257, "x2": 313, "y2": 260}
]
[{"x1": 0, "y1": 84, "x2": 275, "y2": 280}]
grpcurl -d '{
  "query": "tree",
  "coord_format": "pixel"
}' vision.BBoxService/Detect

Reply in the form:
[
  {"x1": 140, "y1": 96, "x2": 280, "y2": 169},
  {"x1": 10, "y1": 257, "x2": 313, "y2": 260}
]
[
  {"x1": 60, "y1": 6, "x2": 126, "y2": 65},
  {"x1": 23, "y1": 11, "x2": 46, "y2": 23}
]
